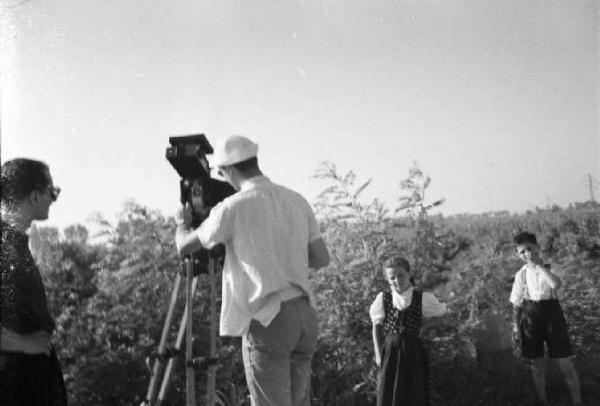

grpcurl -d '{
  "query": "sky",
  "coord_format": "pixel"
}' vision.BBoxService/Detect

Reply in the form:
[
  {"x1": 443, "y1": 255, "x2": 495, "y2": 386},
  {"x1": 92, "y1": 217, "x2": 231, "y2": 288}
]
[{"x1": 1, "y1": 0, "x2": 598, "y2": 231}]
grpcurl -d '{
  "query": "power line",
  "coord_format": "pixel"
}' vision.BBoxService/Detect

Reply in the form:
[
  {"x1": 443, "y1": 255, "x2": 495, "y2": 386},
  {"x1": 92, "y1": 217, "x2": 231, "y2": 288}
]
[{"x1": 586, "y1": 173, "x2": 598, "y2": 202}]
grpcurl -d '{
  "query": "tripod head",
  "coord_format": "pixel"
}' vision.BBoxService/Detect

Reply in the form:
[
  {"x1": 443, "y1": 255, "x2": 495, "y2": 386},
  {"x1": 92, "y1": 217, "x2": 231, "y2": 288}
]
[{"x1": 166, "y1": 134, "x2": 235, "y2": 273}]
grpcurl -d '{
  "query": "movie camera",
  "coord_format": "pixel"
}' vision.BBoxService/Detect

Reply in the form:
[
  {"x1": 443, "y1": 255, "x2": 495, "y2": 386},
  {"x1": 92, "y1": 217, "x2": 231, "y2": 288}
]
[
  {"x1": 166, "y1": 134, "x2": 234, "y2": 225},
  {"x1": 165, "y1": 134, "x2": 235, "y2": 273}
]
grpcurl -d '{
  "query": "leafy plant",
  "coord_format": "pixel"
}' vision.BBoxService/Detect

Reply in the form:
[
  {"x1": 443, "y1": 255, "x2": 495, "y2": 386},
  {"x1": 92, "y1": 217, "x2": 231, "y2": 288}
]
[{"x1": 28, "y1": 168, "x2": 600, "y2": 406}]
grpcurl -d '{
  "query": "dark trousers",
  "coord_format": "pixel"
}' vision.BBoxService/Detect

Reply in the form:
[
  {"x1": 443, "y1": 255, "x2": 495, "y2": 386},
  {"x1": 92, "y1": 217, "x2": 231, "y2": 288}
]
[
  {"x1": 519, "y1": 299, "x2": 573, "y2": 359},
  {"x1": 0, "y1": 348, "x2": 68, "y2": 406}
]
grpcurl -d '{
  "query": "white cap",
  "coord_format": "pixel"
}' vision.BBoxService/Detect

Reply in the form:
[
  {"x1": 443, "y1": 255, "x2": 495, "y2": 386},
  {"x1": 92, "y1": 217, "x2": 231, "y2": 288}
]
[{"x1": 211, "y1": 135, "x2": 259, "y2": 167}]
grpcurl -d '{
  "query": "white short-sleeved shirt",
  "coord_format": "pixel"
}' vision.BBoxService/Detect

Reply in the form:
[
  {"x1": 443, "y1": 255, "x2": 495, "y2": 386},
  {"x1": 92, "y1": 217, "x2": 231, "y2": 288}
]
[
  {"x1": 509, "y1": 263, "x2": 557, "y2": 306},
  {"x1": 369, "y1": 287, "x2": 448, "y2": 324},
  {"x1": 197, "y1": 176, "x2": 321, "y2": 336}
]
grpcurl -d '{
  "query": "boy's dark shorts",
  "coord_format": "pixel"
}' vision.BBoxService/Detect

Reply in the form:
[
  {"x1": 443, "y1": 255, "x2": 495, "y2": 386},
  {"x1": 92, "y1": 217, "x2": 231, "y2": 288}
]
[{"x1": 518, "y1": 299, "x2": 574, "y2": 359}]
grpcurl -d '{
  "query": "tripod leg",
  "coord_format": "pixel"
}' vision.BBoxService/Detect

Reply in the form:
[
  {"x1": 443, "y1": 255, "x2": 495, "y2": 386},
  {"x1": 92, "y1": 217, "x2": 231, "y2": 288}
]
[
  {"x1": 156, "y1": 275, "x2": 199, "y2": 406},
  {"x1": 207, "y1": 257, "x2": 218, "y2": 406},
  {"x1": 186, "y1": 257, "x2": 197, "y2": 406},
  {"x1": 144, "y1": 271, "x2": 182, "y2": 406}
]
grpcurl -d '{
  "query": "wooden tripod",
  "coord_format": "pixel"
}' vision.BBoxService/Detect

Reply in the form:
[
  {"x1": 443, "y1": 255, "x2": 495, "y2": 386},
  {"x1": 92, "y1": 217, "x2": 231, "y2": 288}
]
[{"x1": 141, "y1": 252, "x2": 219, "y2": 406}]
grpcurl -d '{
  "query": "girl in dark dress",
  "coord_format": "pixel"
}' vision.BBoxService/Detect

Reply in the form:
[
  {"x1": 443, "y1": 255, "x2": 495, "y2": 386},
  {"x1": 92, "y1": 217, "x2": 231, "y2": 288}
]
[
  {"x1": 370, "y1": 257, "x2": 447, "y2": 406},
  {"x1": 1, "y1": 158, "x2": 68, "y2": 406}
]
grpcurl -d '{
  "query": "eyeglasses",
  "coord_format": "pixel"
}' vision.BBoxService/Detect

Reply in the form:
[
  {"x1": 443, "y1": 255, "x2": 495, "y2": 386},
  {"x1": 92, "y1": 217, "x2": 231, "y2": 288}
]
[
  {"x1": 33, "y1": 181, "x2": 60, "y2": 201},
  {"x1": 41, "y1": 186, "x2": 61, "y2": 201},
  {"x1": 50, "y1": 186, "x2": 61, "y2": 201}
]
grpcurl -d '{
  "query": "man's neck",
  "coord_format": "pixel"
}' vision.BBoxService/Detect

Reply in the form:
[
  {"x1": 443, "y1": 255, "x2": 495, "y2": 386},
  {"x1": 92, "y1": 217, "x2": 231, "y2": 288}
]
[
  {"x1": 0, "y1": 205, "x2": 32, "y2": 232},
  {"x1": 239, "y1": 169, "x2": 263, "y2": 180},
  {"x1": 237, "y1": 171, "x2": 266, "y2": 191}
]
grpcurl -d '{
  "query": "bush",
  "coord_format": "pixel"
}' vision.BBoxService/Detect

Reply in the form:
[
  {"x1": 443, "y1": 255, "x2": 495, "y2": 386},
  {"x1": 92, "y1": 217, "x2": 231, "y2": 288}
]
[{"x1": 29, "y1": 170, "x2": 600, "y2": 405}]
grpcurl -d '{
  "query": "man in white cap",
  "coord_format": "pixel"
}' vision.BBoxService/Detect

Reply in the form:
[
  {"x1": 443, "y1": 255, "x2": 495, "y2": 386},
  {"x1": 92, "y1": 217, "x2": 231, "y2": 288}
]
[{"x1": 175, "y1": 135, "x2": 330, "y2": 406}]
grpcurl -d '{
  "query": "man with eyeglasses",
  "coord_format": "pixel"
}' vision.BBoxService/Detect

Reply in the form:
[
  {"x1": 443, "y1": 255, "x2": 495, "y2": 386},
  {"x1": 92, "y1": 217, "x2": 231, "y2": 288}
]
[
  {"x1": 175, "y1": 135, "x2": 330, "y2": 406},
  {"x1": 1, "y1": 158, "x2": 68, "y2": 405}
]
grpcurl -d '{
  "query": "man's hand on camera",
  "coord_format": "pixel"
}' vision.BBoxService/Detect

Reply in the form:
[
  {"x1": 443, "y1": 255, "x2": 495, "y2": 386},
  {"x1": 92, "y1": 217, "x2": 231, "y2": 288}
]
[
  {"x1": 177, "y1": 203, "x2": 193, "y2": 229},
  {"x1": 175, "y1": 202, "x2": 205, "y2": 255}
]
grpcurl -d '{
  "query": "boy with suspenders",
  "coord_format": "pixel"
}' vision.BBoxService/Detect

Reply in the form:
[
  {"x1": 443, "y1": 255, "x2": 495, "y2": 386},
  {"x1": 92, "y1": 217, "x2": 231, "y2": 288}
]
[{"x1": 510, "y1": 232, "x2": 581, "y2": 406}]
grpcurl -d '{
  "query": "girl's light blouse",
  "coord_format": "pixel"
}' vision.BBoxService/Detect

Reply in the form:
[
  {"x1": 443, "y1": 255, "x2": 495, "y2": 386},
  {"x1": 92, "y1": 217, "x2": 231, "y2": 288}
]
[{"x1": 369, "y1": 287, "x2": 448, "y2": 324}]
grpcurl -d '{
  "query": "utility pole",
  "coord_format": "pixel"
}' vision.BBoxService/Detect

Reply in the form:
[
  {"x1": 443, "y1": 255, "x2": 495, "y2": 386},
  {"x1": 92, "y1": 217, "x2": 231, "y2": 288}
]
[{"x1": 588, "y1": 174, "x2": 597, "y2": 202}]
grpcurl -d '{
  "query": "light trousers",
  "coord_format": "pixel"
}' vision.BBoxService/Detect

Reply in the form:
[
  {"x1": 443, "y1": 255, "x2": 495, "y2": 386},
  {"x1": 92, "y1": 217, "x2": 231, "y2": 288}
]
[{"x1": 242, "y1": 296, "x2": 318, "y2": 406}]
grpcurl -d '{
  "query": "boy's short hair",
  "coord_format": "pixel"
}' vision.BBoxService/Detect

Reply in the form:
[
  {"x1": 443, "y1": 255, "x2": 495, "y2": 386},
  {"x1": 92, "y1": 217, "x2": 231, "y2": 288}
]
[
  {"x1": 513, "y1": 231, "x2": 538, "y2": 246},
  {"x1": 1, "y1": 158, "x2": 50, "y2": 205}
]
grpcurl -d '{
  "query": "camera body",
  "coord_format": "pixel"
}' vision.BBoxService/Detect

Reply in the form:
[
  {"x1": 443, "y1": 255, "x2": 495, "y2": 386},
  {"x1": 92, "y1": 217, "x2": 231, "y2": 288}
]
[{"x1": 166, "y1": 134, "x2": 235, "y2": 273}]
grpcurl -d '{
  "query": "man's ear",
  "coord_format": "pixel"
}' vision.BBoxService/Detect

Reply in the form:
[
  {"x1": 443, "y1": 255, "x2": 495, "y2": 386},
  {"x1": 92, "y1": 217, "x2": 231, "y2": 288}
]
[{"x1": 28, "y1": 190, "x2": 41, "y2": 205}]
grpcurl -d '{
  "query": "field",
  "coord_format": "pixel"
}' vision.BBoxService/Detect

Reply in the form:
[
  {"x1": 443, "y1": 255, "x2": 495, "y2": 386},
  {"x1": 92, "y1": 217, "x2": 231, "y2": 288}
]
[{"x1": 30, "y1": 164, "x2": 600, "y2": 405}]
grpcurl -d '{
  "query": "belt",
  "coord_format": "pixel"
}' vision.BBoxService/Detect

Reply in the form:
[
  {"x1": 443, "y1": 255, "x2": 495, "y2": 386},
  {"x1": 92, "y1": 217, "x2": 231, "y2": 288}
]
[{"x1": 524, "y1": 296, "x2": 556, "y2": 301}]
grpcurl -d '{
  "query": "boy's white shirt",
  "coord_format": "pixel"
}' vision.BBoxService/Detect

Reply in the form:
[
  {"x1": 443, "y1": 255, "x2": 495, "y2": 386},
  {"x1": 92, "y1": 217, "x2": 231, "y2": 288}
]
[
  {"x1": 509, "y1": 263, "x2": 557, "y2": 306},
  {"x1": 369, "y1": 287, "x2": 447, "y2": 324}
]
